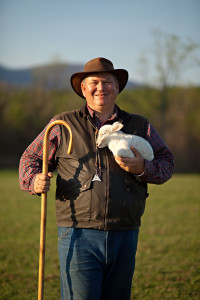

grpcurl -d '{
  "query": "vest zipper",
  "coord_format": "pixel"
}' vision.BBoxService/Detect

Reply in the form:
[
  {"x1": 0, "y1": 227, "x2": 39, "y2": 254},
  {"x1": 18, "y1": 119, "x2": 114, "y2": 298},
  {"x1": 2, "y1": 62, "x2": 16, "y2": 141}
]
[
  {"x1": 87, "y1": 116, "x2": 109, "y2": 230},
  {"x1": 104, "y1": 148, "x2": 109, "y2": 231},
  {"x1": 87, "y1": 117, "x2": 102, "y2": 179}
]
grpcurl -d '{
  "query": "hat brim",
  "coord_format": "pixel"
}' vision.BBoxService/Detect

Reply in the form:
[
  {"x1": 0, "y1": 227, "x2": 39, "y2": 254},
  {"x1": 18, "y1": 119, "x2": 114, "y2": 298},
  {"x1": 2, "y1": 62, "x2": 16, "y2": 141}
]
[{"x1": 70, "y1": 69, "x2": 128, "y2": 99}]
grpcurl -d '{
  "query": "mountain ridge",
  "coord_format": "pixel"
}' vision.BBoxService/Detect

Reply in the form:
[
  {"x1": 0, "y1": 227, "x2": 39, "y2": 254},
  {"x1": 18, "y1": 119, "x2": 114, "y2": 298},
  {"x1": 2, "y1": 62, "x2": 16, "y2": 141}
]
[{"x1": 0, "y1": 63, "x2": 140, "y2": 90}]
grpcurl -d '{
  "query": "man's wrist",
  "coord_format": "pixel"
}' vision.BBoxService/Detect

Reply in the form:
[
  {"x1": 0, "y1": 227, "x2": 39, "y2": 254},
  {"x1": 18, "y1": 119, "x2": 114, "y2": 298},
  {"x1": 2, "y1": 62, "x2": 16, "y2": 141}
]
[
  {"x1": 31, "y1": 174, "x2": 41, "y2": 195},
  {"x1": 137, "y1": 160, "x2": 146, "y2": 177}
]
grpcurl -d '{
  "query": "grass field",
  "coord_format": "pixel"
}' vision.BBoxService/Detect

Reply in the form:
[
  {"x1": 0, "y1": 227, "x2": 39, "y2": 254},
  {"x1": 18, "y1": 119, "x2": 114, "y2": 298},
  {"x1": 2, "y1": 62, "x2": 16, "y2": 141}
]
[{"x1": 0, "y1": 170, "x2": 199, "y2": 299}]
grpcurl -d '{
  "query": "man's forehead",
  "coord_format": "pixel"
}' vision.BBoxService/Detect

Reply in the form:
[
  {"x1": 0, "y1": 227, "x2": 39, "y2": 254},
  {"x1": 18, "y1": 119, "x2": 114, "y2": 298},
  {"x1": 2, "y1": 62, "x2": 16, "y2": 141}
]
[{"x1": 85, "y1": 73, "x2": 115, "y2": 81}]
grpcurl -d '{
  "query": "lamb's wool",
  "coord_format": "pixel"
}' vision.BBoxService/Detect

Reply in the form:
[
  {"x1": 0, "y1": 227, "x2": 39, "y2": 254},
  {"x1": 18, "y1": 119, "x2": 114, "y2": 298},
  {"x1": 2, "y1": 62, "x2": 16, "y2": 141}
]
[{"x1": 96, "y1": 122, "x2": 154, "y2": 161}]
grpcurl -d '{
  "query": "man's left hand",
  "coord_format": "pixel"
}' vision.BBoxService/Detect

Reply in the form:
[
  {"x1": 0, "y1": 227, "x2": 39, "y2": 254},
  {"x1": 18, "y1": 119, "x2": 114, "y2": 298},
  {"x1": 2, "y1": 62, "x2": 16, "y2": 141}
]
[{"x1": 114, "y1": 147, "x2": 145, "y2": 175}]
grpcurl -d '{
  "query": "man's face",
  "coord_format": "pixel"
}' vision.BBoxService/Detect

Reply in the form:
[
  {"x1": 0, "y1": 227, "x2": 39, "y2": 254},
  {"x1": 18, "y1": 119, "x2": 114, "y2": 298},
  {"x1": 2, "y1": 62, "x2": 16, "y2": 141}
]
[{"x1": 81, "y1": 73, "x2": 119, "y2": 112}]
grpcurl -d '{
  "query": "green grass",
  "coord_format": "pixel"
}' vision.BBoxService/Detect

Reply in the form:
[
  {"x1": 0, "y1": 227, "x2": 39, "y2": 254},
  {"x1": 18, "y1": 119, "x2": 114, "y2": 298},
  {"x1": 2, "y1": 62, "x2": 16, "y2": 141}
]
[
  {"x1": 0, "y1": 170, "x2": 199, "y2": 299},
  {"x1": 132, "y1": 174, "x2": 200, "y2": 300}
]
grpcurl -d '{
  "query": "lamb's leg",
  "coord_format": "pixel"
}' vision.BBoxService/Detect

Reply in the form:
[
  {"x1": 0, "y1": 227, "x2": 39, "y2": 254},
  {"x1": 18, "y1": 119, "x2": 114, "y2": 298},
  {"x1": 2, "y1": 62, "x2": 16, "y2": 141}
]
[
  {"x1": 117, "y1": 148, "x2": 135, "y2": 158},
  {"x1": 131, "y1": 135, "x2": 154, "y2": 161},
  {"x1": 109, "y1": 140, "x2": 135, "y2": 158}
]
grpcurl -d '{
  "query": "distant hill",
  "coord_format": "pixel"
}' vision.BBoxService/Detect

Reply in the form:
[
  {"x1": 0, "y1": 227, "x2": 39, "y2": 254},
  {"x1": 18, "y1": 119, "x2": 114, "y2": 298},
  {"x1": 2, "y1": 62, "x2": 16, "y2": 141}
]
[{"x1": 0, "y1": 63, "x2": 140, "y2": 90}]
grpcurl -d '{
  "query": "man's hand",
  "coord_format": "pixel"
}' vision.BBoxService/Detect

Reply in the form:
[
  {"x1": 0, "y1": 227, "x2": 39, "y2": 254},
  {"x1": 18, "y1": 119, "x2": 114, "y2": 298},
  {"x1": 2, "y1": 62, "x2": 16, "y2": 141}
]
[
  {"x1": 114, "y1": 147, "x2": 145, "y2": 175},
  {"x1": 34, "y1": 172, "x2": 53, "y2": 194}
]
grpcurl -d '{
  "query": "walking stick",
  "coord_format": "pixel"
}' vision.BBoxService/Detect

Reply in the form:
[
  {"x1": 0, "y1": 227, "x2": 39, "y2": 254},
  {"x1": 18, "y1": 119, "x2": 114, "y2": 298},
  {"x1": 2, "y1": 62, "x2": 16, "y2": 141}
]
[{"x1": 38, "y1": 120, "x2": 72, "y2": 300}]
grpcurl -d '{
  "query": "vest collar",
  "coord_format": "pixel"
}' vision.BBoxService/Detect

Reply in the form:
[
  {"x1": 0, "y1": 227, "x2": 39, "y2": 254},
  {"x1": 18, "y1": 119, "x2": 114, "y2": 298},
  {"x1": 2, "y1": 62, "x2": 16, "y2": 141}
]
[{"x1": 79, "y1": 103, "x2": 130, "y2": 122}]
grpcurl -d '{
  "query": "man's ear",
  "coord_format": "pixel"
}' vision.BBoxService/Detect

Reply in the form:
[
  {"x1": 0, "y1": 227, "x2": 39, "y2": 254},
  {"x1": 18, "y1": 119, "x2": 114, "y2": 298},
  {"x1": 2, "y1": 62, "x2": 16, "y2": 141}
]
[
  {"x1": 115, "y1": 81, "x2": 119, "y2": 94},
  {"x1": 111, "y1": 122, "x2": 124, "y2": 132},
  {"x1": 81, "y1": 82, "x2": 85, "y2": 97}
]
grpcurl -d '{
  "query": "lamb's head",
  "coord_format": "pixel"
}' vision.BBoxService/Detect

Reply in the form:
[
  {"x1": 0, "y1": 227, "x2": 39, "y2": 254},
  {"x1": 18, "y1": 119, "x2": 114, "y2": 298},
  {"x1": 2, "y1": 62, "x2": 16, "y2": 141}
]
[{"x1": 96, "y1": 122, "x2": 124, "y2": 148}]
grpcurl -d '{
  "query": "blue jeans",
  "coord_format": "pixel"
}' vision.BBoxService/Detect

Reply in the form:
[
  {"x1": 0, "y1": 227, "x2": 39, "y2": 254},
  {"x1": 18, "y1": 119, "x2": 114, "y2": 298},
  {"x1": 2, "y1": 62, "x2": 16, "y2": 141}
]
[{"x1": 58, "y1": 227, "x2": 139, "y2": 300}]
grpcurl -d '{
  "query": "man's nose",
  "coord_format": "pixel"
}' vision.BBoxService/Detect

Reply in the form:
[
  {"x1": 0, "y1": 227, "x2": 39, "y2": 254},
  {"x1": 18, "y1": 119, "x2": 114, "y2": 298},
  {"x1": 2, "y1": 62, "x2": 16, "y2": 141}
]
[{"x1": 97, "y1": 82, "x2": 105, "y2": 90}]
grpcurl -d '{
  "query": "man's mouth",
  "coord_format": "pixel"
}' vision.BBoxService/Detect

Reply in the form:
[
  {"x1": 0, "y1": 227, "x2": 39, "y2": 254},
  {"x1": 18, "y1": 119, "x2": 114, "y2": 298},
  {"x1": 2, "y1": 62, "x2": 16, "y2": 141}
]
[{"x1": 95, "y1": 94, "x2": 107, "y2": 97}]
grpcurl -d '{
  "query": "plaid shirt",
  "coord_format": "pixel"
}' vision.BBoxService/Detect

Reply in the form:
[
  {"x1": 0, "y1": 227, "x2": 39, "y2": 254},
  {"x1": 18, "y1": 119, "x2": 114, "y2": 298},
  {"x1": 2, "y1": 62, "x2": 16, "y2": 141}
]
[
  {"x1": 87, "y1": 104, "x2": 118, "y2": 129},
  {"x1": 19, "y1": 106, "x2": 174, "y2": 194}
]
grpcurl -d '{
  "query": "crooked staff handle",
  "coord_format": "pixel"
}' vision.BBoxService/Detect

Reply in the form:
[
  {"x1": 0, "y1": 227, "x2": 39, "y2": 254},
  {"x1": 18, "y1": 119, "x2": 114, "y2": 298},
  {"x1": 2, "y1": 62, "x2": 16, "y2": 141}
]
[{"x1": 38, "y1": 120, "x2": 72, "y2": 300}]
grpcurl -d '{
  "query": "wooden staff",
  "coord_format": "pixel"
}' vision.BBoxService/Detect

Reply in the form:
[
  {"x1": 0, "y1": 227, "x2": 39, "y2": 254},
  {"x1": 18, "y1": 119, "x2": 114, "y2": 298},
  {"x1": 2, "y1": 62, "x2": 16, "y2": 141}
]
[{"x1": 38, "y1": 120, "x2": 72, "y2": 300}]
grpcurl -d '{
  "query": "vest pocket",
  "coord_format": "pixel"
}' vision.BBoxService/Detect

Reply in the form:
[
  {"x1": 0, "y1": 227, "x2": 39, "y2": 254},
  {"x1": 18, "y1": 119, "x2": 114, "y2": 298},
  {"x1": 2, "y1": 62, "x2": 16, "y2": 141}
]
[
  {"x1": 56, "y1": 175, "x2": 94, "y2": 223},
  {"x1": 56, "y1": 174, "x2": 93, "y2": 200},
  {"x1": 121, "y1": 178, "x2": 147, "y2": 226}
]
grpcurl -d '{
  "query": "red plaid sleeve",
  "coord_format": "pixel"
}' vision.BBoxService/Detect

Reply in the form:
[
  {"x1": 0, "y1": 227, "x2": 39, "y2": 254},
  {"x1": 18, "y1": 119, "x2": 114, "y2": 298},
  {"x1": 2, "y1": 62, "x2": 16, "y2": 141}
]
[
  {"x1": 140, "y1": 123, "x2": 174, "y2": 184},
  {"x1": 19, "y1": 117, "x2": 61, "y2": 194}
]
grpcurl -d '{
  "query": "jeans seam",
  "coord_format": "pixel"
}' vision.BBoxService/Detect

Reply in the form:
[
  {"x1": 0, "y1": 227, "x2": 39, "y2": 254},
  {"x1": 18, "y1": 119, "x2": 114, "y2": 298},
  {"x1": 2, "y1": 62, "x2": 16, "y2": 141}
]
[
  {"x1": 58, "y1": 228, "x2": 71, "y2": 241},
  {"x1": 106, "y1": 231, "x2": 108, "y2": 265}
]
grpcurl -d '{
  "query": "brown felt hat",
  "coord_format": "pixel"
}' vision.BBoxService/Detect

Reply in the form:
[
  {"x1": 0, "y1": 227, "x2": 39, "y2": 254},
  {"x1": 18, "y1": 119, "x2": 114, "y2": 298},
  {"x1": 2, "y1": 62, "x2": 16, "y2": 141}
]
[{"x1": 70, "y1": 57, "x2": 129, "y2": 99}]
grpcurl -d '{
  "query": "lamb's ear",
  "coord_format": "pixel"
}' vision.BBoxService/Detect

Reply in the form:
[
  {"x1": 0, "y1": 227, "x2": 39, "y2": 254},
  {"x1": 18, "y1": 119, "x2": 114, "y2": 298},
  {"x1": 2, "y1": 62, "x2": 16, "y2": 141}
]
[{"x1": 111, "y1": 122, "x2": 124, "y2": 132}]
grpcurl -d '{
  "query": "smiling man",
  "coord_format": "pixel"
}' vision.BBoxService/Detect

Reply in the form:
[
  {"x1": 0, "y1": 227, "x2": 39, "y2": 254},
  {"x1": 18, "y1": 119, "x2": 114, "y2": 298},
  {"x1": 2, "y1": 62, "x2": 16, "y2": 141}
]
[
  {"x1": 81, "y1": 73, "x2": 119, "y2": 118},
  {"x1": 19, "y1": 57, "x2": 174, "y2": 300}
]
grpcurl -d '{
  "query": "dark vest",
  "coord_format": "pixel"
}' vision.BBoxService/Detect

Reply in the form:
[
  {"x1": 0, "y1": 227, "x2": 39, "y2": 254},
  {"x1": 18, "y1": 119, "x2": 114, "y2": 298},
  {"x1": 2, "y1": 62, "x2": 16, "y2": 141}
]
[{"x1": 55, "y1": 105, "x2": 149, "y2": 230}]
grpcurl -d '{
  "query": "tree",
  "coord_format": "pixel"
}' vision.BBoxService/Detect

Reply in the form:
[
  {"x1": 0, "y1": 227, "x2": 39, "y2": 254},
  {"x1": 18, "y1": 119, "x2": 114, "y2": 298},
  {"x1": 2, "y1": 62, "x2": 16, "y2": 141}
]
[
  {"x1": 137, "y1": 30, "x2": 200, "y2": 138},
  {"x1": 31, "y1": 55, "x2": 68, "y2": 90}
]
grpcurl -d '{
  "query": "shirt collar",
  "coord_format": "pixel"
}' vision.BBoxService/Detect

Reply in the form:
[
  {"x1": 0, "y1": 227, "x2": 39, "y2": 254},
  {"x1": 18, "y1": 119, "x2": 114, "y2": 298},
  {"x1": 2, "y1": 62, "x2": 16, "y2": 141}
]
[
  {"x1": 87, "y1": 104, "x2": 118, "y2": 129},
  {"x1": 87, "y1": 104, "x2": 118, "y2": 120}
]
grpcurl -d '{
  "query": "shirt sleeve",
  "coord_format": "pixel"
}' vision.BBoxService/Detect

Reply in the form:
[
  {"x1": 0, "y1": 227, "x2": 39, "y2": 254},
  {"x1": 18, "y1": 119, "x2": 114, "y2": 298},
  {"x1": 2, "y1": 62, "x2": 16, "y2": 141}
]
[
  {"x1": 19, "y1": 117, "x2": 61, "y2": 194},
  {"x1": 139, "y1": 122, "x2": 174, "y2": 184}
]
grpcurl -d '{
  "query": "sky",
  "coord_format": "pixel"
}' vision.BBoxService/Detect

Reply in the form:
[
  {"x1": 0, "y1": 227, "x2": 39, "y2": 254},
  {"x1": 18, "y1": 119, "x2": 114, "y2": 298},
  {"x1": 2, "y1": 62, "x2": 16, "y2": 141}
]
[{"x1": 0, "y1": 0, "x2": 200, "y2": 85}]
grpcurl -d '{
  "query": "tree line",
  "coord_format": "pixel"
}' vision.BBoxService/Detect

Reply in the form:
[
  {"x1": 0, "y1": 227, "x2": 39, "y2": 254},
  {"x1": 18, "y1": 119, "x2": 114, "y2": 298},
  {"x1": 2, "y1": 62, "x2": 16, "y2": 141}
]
[{"x1": 0, "y1": 84, "x2": 199, "y2": 172}]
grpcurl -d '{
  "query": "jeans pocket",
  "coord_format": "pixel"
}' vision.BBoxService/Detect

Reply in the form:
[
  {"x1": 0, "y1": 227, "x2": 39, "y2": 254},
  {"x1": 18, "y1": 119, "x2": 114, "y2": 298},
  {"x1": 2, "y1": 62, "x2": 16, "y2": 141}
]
[{"x1": 58, "y1": 227, "x2": 71, "y2": 241}]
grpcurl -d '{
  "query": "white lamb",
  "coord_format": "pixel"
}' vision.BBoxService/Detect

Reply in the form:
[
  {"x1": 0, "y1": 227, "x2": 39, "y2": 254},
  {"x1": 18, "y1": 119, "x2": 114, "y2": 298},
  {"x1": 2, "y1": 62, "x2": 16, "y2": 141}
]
[{"x1": 96, "y1": 121, "x2": 154, "y2": 161}]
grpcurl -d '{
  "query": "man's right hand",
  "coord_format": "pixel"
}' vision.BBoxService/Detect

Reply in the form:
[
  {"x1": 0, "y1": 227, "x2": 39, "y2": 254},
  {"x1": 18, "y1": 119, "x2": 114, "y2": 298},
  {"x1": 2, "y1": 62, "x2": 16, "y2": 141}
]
[{"x1": 34, "y1": 172, "x2": 53, "y2": 194}]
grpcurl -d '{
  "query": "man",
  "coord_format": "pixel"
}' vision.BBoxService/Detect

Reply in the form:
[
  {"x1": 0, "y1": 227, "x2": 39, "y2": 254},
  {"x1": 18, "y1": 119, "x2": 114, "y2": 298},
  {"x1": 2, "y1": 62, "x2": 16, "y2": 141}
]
[{"x1": 19, "y1": 57, "x2": 174, "y2": 300}]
